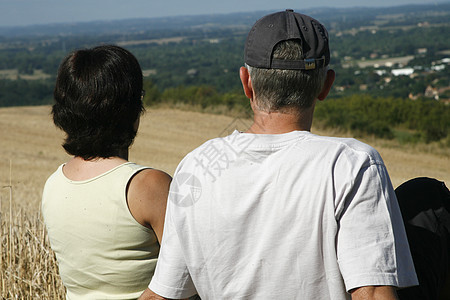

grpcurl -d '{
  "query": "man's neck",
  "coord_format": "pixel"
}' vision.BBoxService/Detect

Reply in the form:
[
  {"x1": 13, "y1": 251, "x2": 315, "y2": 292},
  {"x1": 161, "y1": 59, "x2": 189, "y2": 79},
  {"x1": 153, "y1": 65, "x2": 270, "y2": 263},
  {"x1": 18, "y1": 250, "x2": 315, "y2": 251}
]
[{"x1": 246, "y1": 106, "x2": 314, "y2": 134}]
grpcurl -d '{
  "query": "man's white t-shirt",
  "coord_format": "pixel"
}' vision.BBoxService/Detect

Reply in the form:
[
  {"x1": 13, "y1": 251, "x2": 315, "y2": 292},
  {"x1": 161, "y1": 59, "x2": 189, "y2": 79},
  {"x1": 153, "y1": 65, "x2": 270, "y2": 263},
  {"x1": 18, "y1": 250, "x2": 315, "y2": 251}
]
[{"x1": 150, "y1": 130, "x2": 418, "y2": 299}]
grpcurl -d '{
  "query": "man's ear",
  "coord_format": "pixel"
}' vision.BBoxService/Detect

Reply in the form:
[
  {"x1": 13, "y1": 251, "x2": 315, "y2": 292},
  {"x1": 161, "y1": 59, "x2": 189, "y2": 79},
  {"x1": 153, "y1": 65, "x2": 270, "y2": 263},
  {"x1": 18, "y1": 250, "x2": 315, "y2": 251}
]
[
  {"x1": 239, "y1": 67, "x2": 253, "y2": 99},
  {"x1": 317, "y1": 69, "x2": 335, "y2": 101}
]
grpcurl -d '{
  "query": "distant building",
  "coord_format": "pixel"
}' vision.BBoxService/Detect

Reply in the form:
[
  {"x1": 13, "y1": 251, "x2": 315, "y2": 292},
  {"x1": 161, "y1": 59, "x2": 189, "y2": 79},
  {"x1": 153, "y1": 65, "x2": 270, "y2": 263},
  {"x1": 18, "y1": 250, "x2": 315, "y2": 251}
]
[
  {"x1": 187, "y1": 69, "x2": 198, "y2": 76},
  {"x1": 409, "y1": 93, "x2": 421, "y2": 100},
  {"x1": 142, "y1": 69, "x2": 157, "y2": 76},
  {"x1": 424, "y1": 85, "x2": 439, "y2": 100},
  {"x1": 391, "y1": 68, "x2": 414, "y2": 76},
  {"x1": 431, "y1": 65, "x2": 446, "y2": 71},
  {"x1": 417, "y1": 48, "x2": 427, "y2": 55}
]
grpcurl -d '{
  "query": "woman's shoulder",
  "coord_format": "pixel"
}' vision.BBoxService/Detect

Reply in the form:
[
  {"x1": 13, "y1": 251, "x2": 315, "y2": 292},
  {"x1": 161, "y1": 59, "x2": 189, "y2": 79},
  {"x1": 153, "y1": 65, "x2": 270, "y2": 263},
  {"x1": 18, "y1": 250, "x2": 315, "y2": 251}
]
[
  {"x1": 130, "y1": 168, "x2": 172, "y2": 190},
  {"x1": 127, "y1": 168, "x2": 171, "y2": 242}
]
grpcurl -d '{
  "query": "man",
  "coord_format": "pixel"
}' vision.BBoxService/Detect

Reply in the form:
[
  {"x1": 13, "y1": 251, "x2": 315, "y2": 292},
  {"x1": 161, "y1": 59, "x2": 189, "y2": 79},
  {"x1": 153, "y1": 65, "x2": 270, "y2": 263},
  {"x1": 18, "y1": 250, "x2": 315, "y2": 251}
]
[{"x1": 141, "y1": 10, "x2": 418, "y2": 299}]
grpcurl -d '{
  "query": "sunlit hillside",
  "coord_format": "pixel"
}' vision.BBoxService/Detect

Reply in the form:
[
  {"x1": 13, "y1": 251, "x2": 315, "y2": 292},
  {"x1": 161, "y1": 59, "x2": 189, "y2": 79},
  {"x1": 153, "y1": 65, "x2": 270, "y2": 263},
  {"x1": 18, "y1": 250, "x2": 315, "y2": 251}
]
[{"x1": 1, "y1": 105, "x2": 448, "y2": 209}]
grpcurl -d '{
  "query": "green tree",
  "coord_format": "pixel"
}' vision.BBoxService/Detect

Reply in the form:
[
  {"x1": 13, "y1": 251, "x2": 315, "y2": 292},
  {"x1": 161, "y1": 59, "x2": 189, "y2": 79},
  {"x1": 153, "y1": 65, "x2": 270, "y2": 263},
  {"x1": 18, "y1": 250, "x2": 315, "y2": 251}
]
[{"x1": 142, "y1": 79, "x2": 161, "y2": 106}]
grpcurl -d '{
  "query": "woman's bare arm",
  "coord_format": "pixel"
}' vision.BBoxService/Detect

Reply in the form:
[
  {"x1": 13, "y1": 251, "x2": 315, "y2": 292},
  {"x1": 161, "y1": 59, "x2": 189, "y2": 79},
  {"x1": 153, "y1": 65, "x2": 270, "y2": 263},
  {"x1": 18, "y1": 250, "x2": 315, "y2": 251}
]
[{"x1": 127, "y1": 169, "x2": 171, "y2": 243}]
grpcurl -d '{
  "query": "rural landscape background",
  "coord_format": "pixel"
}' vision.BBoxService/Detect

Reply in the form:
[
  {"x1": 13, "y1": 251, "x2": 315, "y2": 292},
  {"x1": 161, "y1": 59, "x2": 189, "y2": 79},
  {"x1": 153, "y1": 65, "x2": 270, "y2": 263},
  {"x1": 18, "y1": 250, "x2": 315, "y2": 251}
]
[{"x1": 1, "y1": 2, "x2": 449, "y2": 298}]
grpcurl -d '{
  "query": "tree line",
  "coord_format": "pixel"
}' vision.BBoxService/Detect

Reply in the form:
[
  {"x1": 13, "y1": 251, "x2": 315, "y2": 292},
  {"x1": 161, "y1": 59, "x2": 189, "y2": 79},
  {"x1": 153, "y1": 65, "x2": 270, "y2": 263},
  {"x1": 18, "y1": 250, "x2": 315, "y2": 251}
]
[
  {"x1": 314, "y1": 95, "x2": 449, "y2": 144},
  {"x1": 0, "y1": 74, "x2": 448, "y2": 145},
  {"x1": 140, "y1": 82, "x2": 449, "y2": 144}
]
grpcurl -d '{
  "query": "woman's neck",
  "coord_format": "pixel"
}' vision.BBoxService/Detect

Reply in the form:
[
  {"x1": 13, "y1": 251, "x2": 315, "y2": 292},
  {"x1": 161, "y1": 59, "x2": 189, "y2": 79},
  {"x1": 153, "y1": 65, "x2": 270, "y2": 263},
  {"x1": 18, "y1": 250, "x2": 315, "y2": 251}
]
[{"x1": 62, "y1": 153, "x2": 129, "y2": 181}]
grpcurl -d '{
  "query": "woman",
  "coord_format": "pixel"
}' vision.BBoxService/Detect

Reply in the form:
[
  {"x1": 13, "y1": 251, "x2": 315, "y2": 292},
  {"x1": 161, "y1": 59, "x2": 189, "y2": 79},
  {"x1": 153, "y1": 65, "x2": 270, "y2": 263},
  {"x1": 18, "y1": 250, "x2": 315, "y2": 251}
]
[{"x1": 42, "y1": 45, "x2": 171, "y2": 299}]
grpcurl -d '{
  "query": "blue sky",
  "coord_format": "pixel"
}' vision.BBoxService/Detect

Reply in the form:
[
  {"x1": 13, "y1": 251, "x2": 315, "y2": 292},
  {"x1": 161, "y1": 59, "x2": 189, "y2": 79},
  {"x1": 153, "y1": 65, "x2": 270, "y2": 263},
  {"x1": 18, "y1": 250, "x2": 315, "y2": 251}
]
[{"x1": 0, "y1": 0, "x2": 444, "y2": 27}]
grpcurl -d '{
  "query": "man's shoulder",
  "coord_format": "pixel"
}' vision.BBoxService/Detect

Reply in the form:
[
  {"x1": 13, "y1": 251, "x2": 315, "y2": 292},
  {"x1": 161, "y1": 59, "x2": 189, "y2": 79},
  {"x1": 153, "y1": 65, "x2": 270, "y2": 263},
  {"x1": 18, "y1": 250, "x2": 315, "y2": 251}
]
[
  {"x1": 181, "y1": 132, "x2": 383, "y2": 161},
  {"x1": 189, "y1": 135, "x2": 229, "y2": 154},
  {"x1": 175, "y1": 135, "x2": 231, "y2": 166},
  {"x1": 313, "y1": 135, "x2": 373, "y2": 151},
  {"x1": 308, "y1": 134, "x2": 383, "y2": 165}
]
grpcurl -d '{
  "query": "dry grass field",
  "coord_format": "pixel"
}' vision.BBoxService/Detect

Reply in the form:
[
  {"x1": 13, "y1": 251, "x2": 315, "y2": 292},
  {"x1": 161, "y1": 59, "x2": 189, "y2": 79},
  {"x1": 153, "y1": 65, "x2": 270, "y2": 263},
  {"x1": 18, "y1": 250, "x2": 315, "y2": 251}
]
[{"x1": 0, "y1": 105, "x2": 449, "y2": 298}]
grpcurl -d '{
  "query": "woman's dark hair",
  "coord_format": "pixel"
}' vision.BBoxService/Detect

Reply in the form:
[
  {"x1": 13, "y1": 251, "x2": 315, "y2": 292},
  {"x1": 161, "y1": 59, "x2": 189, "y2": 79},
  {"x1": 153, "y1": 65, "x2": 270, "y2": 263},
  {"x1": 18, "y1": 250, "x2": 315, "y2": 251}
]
[{"x1": 52, "y1": 45, "x2": 144, "y2": 160}]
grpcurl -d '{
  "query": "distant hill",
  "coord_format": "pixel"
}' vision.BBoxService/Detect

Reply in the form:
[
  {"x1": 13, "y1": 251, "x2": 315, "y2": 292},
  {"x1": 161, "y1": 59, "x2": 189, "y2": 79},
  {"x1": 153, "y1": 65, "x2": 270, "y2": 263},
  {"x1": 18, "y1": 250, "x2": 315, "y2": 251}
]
[{"x1": 0, "y1": 2, "x2": 449, "y2": 112}]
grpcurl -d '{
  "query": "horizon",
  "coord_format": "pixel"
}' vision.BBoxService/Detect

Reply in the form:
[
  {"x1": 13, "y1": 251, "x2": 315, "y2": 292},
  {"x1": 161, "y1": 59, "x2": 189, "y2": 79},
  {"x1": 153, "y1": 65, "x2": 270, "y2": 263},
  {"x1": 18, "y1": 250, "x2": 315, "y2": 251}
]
[{"x1": 0, "y1": 0, "x2": 447, "y2": 28}]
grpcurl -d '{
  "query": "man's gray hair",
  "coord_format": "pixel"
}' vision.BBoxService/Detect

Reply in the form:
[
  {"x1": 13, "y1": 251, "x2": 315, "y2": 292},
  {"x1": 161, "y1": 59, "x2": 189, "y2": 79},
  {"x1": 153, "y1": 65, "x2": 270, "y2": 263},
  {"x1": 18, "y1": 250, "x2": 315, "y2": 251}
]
[{"x1": 246, "y1": 40, "x2": 327, "y2": 112}]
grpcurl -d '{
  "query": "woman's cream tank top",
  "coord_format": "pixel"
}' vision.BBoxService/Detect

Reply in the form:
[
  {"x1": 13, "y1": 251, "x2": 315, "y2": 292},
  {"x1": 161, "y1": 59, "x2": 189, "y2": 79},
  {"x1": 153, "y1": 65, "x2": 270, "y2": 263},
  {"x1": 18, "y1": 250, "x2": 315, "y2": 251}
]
[{"x1": 42, "y1": 162, "x2": 159, "y2": 299}]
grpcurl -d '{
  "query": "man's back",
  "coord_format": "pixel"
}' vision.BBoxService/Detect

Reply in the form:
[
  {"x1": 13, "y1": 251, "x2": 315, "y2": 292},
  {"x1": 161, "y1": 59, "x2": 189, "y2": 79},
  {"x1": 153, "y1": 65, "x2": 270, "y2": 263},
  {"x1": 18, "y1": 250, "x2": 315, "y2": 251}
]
[
  {"x1": 150, "y1": 130, "x2": 416, "y2": 299},
  {"x1": 143, "y1": 10, "x2": 418, "y2": 300}
]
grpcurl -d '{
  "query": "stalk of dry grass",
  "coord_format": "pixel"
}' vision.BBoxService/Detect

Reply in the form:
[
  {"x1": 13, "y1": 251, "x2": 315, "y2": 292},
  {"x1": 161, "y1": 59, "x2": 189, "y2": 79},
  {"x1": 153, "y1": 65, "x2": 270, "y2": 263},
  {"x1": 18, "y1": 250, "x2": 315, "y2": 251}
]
[{"x1": 0, "y1": 165, "x2": 65, "y2": 299}]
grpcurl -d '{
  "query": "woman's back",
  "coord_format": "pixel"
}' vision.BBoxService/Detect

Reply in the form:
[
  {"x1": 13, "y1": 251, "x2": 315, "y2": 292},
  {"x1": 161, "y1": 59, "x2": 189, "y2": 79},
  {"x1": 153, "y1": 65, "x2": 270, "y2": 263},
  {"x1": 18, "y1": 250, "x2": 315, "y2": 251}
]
[
  {"x1": 42, "y1": 162, "x2": 160, "y2": 299},
  {"x1": 43, "y1": 45, "x2": 170, "y2": 299}
]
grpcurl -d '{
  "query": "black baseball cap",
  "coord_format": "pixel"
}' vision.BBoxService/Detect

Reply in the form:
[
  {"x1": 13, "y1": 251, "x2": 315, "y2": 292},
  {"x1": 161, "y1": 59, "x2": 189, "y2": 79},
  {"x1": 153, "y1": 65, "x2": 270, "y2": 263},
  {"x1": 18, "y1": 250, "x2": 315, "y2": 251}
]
[{"x1": 244, "y1": 9, "x2": 330, "y2": 70}]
